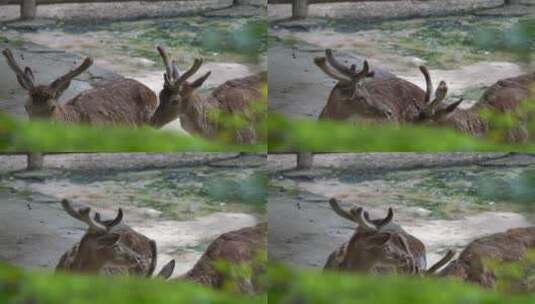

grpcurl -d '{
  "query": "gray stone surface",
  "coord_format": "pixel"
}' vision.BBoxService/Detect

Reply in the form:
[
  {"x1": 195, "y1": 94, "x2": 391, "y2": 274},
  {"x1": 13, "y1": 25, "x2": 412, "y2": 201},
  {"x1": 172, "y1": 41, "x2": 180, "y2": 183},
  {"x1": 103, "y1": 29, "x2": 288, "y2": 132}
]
[
  {"x1": 0, "y1": 153, "x2": 241, "y2": 173},
  {"x1": 476, "y1": 3, "x2": 535, "y2": 16},
  {"x1": 0, "y1": 1, "x2": 234, "y2": 22},
  {"x1": 268, "y1": 0, "x2": 505, "y2": 21}
]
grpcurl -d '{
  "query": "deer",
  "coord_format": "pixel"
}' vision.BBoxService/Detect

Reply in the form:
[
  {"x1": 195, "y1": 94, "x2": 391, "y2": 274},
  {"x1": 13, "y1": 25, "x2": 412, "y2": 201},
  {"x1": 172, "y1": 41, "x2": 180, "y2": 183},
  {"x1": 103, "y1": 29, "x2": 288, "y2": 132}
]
[
  {"x1": 314, "y1": 49, "x2": 459, "y2": 125},
  {"x1": 163, "y1": 222, "x2": 267, "y2": 295},
  {"x1": 2, "y1": 48, "x2": 158, "y2": 126},
  {"x1": 324, "y1": 198, "x2": 455, "y2": 275},
  {"x1": 439, "y1": 226, "x2": 535, "y2": 290},
  {"x1": 151, "y1": 46, "x2": 266, "y2": 144},
  {"x1": 414, "y1": 72, "x2": 535, "y2": 142},
  {"x1": 56, "y1": 199, "x2": 172, "y2": 278}
]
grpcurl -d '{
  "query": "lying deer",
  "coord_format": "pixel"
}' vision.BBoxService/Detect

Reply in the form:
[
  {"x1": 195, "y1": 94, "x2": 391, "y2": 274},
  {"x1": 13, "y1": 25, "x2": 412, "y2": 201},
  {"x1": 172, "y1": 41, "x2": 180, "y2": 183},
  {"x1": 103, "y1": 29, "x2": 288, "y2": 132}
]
[
  {"x1": 440, "y1": 226, "x2": 535, "y2": 289},
  {"x1": 415, "y1": 72, "x2": 535, "y2": 142},
  {"x1": 162, "y1": 222, "x2": 267, "y2": 294},
  {"x1": 56, "y1": 199, "x2": 172, "y2": 278},
  {"x1": 324, "y1": 198, "x2": 454, "y2": 275},
  {"x1": 314, "y1": 49, "x2": 452, "y2": 124},
  {"x1": 2, "y1": 48, "x2": 158, "y2": 126},
  {"x1": 151, "y1": 46, "x2": 266, "y2": 143}
]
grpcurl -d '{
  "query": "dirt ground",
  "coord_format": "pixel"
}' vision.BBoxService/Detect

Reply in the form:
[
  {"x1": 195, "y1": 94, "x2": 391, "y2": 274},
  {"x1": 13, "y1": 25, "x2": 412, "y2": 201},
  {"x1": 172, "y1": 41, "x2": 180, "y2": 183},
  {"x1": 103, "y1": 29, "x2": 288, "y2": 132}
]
[
  {"x1": 268, "y1": 153, "x2": 535, "y2": 270},
  {"x1": 0, "y1": 153, "x2": 266, "y2": 277}
]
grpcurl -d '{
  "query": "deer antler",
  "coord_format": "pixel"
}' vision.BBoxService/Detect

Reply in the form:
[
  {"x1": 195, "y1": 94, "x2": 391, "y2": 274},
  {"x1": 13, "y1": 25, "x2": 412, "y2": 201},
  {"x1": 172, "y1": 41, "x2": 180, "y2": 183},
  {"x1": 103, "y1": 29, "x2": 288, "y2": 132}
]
[
  {"x1": 314, "y1": 57, "x2": 351, "y2": 83},
  {"x1": 177, "y1": 58, "x2": 203, "y2": 84},
  {"x1": 50, "y1": 57, "x2": 93, "y2": 92},
  {"x1": 325, "y1": 49, "x2": 373, "y2": 82},
  {"x1": 328, "y1": 198, "x2": 359, "y2": 222},
  {"x1": 419, "y1": 66, "x2": 433, "y2": 104},
  {"x1": 349, "y1": 206, "x2": 377, "y2": 232},
  {"x1": 93, "y1": 208, "x2": 123, "y2": 228},
  {"x1": 157, "y1": 45, "x2": 174, "y2": 81},
  {"x1": 157, "y1": 46, "x2": 208, "y2": 87},
  {"x1": 2, "y1": 48, "x2": 35, "y2": 90},
  {"x1": 61, "y1": 199, "x2": 107, "y2": 233}
]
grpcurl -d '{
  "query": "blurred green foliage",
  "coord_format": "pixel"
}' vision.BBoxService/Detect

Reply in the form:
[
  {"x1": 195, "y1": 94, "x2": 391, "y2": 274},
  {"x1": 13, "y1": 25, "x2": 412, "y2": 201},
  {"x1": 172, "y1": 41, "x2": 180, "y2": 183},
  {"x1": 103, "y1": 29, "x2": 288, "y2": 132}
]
[
  {"x1": 0, "y1": 263, "x2": 262, "y2": 304},
  {"x1": 0, "y1": 114, "x2": 265, "y2": 152},
  {"x1": 267, "y1": 114, "x2": 535, "y2": 152},
  {"x1": 268, "y1": 264, "x2": 535, "y2": 304},
  {"x1": 6, "y1": 261, "x2": 535, "y2": 304},
  {"x1": 485, "y1": 250, "x2": 535, "y2": 295}
]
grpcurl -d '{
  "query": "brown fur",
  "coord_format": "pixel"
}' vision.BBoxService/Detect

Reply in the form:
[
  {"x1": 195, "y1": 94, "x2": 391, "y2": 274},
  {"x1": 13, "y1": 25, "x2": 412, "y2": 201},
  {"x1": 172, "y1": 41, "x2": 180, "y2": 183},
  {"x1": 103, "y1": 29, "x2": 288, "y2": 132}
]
[
  {"x1": 56, "y1": 200, "x2": 157, "y2": 277},
  {"x1": 440, "y1": 227, "x2": 535, "y2": 289},
  {"x1": 416, "y1": 73, "x2": 535, "y2": 142},
  {"x1": 151, "y1": 46, "x2": 265, "y2": 143},
  {"x1": 324, "y1": 199, "x2": 427, "y2": 274},
  {"x1": 315, "y1": 50, "x2": 428, "y2": 124},
  {"x1": 3, "y1": 48, "x2": 158, "y2": 126},
  {"x1": 178, "y1": 223, "x2": 267, "y2": 295}
]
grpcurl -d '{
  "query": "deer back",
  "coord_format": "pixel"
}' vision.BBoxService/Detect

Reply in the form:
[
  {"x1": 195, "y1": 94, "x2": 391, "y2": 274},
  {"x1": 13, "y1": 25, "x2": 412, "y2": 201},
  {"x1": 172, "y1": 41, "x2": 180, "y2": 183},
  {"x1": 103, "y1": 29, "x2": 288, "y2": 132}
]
[
  {"x1": 477, "y1": 73, "x2": 535, "y2": 112},
  {"x1": 62, "y1": 79, "x2": 158, "y2": 126},
  {"x1": 181, "y1": 222, "x2": 267, "y2": 295},
  {"x1": 440, "y1": 227, "x2": 535, "y2": 288}
]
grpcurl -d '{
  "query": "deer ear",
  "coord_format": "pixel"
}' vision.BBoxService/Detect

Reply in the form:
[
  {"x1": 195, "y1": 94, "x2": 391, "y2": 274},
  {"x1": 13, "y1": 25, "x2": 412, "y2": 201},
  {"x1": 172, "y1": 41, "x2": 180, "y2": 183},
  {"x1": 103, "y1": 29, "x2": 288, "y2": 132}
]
[
  {"x1": 97, "y1": 233, "x2": 120, "y2": 247},
  {"x1": 157, "y1": 260, "x2": 175, "y2": 279},
  {"x1": 53, "y1": 80, "x2": 71, "y2": 99}
]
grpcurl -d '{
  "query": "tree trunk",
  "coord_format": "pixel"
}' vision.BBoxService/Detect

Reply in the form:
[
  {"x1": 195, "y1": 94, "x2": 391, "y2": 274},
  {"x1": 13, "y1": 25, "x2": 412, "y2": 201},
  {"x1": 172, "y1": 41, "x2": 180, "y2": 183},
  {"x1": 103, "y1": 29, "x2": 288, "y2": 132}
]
[
  {"x1": 20, "y1": 0, "x2": 37, "y2": 20},
  {"x1": 292, "y1": 0, "x2": 308, "y2": 19},
  {"x1": 26, "y1": 152, "x2": 43, "y2": 171},
  {"x1": 296, "y1": 152, "x2": 313, "y2": 169}
]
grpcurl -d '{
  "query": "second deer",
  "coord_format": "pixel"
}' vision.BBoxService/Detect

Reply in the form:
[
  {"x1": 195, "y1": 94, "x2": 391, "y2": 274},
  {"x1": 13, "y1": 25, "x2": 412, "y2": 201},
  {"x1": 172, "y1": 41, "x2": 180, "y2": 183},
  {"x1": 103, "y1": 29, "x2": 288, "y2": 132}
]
[{"x1": 151, "y1": 46, "x2": 266, "y2": 143}]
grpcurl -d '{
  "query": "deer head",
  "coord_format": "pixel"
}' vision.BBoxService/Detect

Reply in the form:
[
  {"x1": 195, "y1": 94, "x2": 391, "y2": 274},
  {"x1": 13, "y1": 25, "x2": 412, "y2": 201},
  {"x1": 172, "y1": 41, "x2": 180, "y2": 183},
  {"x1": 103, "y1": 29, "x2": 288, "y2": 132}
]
[
  {"x1": 314, "y1": 49, "x2": 396, "y2": 121},
  {"x1": 151, "y1": 46, "x2": 212, "y2": 128},
  {"x1": 2, "y1": 48, "x2": 93, "y2": 120},
  {"x1": 60, "y1": 199, "x2": 149, "y2": 274},
  {"x1": 412, "y1": 66, "x2": 464, "y2": 124},
  {"x1": 328, "y1": 198, "x2": 417, "y2": 273}
]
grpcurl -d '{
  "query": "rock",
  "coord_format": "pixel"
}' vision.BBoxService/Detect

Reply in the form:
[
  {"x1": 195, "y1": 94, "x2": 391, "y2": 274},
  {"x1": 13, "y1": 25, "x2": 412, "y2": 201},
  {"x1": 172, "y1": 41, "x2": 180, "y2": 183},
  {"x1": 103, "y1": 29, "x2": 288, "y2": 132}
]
[
  {"x1": 406, "y1": 207, "x2": 433, "y2": 218},
  {"x1": 139, "y1": 207, "x2": 163, "y2": 218}
]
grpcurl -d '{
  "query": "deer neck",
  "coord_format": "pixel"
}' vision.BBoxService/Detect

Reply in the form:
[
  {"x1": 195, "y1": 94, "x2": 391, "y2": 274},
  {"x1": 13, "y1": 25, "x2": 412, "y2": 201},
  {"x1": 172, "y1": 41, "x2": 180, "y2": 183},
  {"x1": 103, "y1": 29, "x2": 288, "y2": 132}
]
[
  {"x1": 53, "y1": 104, "x2": 84, "y2": 124},
  {"x1": 180, "y1": 93, "x2": 218, "y2": 138}
]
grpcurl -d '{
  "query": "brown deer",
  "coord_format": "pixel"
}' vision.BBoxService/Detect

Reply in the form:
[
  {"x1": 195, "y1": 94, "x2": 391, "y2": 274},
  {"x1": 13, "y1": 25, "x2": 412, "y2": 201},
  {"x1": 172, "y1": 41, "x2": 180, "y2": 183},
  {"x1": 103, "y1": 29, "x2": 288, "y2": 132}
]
[
  {"x1": 151, "y1": 46, "x2": 266, "y2": 143},
  {"x1": 324, "y1": 198, "x2": 454, "y2": 275},
  {"x1": 56, "y1": 199, "x2": 172, "y2": 278},
  {"x1": 174, "y1": 222, "x2": 267, "y2": 295},
  {"x1": 2, "y1": 48, "x2": 158, "y2": 126},
  {"x1": 415, "y1": 72, "x2": 535, "y2": 142},
  {"x1": 440, "y1": 226, "x2": 535, "y2": 289},
  {"x1": 314, "y1": 49, "x2": 456, "y2": 124}
]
